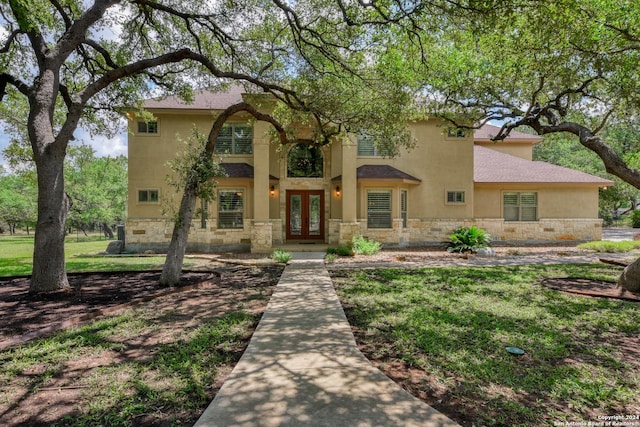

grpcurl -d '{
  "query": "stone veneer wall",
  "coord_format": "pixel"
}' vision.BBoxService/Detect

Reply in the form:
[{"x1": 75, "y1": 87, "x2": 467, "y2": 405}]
[
  {"x1": 125, "y1": 218, "x2": 253, "y2": 252},
  {"x1": 351, "y1": 218, "x2": 603, "y2": 246},
  {"x1": 127, "y1": 217, "x2": 603, "y2": 253}
]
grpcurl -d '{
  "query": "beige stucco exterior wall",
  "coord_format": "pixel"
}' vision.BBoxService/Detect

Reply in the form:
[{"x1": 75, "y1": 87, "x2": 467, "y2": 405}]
[
  {"x1": 474, "y1": 184, "x2": 600, "y2": 219},
  {"x1": 356, "y1": 119, "x2": 474, "y2": 220},
  {"x1": 474, "y1": 142, "x2": 534, "y2": 160},
  {"x1": 128, "y1": 111, "x2": 258, "y2": 220}
]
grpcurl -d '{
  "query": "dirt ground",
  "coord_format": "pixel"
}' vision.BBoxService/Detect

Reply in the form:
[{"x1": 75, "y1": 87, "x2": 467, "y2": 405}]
[
  {"x1": 0, "y1": 265, "x2": 283, "y2": 426},
  {"x1": 0, "y1": 248, "x2": 638, "y2": 426}
]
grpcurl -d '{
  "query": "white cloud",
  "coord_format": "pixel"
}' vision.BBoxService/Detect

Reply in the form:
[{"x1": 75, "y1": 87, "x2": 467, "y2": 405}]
[{"x1": 74, "y1": 128, "x2": 128, "y2": 158}]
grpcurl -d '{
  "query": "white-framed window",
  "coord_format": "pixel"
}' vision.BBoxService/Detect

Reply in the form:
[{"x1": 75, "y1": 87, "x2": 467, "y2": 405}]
[
  {"x1": 357, "y1": 134, "x2": 390, "y2": 157},
  {"x1": 367, "y1": 190, "x2": 392, "y2": 229},
  {"x1": 214, "y1": 124, "x2": 253, "y2": 154},
  {"x1": 400, "y1": 190, "x2": 408, "y2": 228},
  {"x1": 138, "y1": 189, "x2": 159, "y2": 203},
  {"x1": 504, "y1": 192, "x2": 538, "y2": 221},
  {"x1": 446, "y1": 191, "x2": 466, "y2": 204},
  {"x1": 137, "y1": 121, "x2": 158, "y2": 134},
  {"x1": 218, "y1": 190, "x2": 244, "y2": 229},
  {"x1": 446, "y1": 127, "x2": 467, "y2": 138}
]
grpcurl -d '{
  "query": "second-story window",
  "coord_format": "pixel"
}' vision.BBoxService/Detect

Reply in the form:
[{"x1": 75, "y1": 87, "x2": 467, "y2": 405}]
[
  {"x1": 357, "y1": 134, "x2": 390, "y2": 157},
  {"x1": 214, "y1": 124, "x2": 253, "y2": 154}
]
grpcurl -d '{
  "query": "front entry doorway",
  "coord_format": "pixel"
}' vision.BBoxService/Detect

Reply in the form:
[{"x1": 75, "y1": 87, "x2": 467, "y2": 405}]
[{"x1": 286, "y1": 190, "x2": 324, "y2": 240}]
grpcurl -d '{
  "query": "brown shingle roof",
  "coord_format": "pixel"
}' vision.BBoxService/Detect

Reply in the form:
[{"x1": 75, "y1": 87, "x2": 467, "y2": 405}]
[
  {"x1": 474, "y1": 123, "x2": 542, "y2": 143},
  {"x1": 332, "y1": 165, "x2": 421, "y2": 183},
  {"x1": 474, "y1": 146, "x2": 612, "y2": 185},
  {"x1": 144, "y1": 85, "x2": 244, "y2": 110},
  {"x1": 220, "y1": 163, "x2": 278, "y2": 181}
]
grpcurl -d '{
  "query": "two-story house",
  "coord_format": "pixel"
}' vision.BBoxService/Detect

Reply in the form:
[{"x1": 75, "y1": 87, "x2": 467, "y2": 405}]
[{"x1": 126, "y1": 86, "x2": 612, "y2": 253}]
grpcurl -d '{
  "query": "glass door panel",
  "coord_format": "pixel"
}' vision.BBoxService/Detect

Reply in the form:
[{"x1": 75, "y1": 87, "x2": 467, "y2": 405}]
[
  {"x1": 289, "y1": 194, "x2": 302, "y2": 236},
  {"x1": 309, "y1": 195, "x2": 321, "y2": 236}
]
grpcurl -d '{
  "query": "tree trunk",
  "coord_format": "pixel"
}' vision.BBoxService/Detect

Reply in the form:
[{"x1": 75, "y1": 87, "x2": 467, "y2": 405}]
[
  {"x1": 617, "y1": 257, "x2": 640, "y2": 294},
  {"x1": 28, "y1": 66, "x2": 73, "y2": 293},
  {"x1": 30, "y1": 155, "x2": 71, "y2": 292},
  {"x1": 159, "y1": 181, "x2": 198, "y2": 286},
  {"x1": 102, "y1": 222, "x2": 114, "y2": 239}
]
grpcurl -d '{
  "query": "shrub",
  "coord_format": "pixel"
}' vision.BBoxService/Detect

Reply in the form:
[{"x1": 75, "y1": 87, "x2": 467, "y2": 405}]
[
  {"x1": 271, "y1": 249, "x2": 292, "y2": 263},
  {"x1": 631, "y1": 210, "x2": 640, "y2": 228},
  {"x1": 351, "y1": 235, "x2": 382, "y2": 255},
  {"x1": 447, "y1": 225, "x2": 492, "y2": 253},
  {"x1": 325, "y1": 253, "x2": 337, "y2": 263},
  {"x1": 327, "y1": 245, "x2": 353, "y2": 256}
]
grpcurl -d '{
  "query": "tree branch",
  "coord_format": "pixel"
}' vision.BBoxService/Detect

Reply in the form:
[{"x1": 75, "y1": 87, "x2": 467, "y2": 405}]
[
  {"x1": 204, "y1": 102, "x2": 288, "y2": 156},
  {"x1": 0, "y1": 73, "x2": 31, "y2": 99},
  {"x1": 0, "y1": 29, "x2": 24, "y2": 53}
]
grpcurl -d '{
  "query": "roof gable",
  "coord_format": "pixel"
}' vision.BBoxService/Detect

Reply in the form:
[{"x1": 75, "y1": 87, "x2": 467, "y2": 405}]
[
  {"x1": 474, "y1": 124, "x2": 542, "y2": 143},
  {"x1": 143, "y1": 85, "x2": 245, "y2": 110}
]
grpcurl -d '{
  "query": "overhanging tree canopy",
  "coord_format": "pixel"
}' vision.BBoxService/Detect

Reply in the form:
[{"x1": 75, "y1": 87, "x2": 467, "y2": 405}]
[{"x1": 0, "y1": 0, "x2": 427, "y2": 292}]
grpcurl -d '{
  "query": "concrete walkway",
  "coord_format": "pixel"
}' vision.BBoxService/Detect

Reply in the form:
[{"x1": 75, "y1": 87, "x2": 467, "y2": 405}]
[{"x1": 194, "y1": 253, "x2": 459, "y2": 427}]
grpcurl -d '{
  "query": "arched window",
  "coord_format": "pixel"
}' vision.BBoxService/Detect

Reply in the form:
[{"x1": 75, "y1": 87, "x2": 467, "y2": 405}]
[{"x1": 287, "y1": 144, "x2": 323, "y2": 178}]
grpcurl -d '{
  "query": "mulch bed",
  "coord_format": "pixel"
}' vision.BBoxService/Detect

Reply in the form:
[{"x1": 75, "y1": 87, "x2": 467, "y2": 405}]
[
  {"x1": 0, "y1": 270, "x2": 221, "y2": 348},
  {"x1": 540, "y1": 277, "x2": 640, "y2": 302}
]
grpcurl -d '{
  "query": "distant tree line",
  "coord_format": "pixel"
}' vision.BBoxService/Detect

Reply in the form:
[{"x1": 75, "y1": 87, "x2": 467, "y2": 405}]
[{"x1": 0, "y1": 144, "x2": 127, "y2": 236}]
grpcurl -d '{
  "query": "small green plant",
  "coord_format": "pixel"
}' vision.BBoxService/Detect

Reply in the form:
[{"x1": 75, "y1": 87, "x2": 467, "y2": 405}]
[
  {"x1": 351, "y1": 235, "x2": 382, "y2": 255},
  {"x1": 631, "y1": 210, "x2": 640, "y2": 228},
  {"x1": 447, "y1": 225, "x2": 491, "y2": 253},
  {"x1": 325, "y1": 253, "x2": 337, "y2": 263},
  {"x1": 271, "y1": 249, "x2": 292, "y2": 263},
  {"x1": 326, "y1": 245, "x2": 354, "y2": 256}
]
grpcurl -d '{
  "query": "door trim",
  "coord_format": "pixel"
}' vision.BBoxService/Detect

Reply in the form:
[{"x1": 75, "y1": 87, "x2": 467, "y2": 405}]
[{"x1": 286, "y1": 190, "x2": 325, "y2": 240}]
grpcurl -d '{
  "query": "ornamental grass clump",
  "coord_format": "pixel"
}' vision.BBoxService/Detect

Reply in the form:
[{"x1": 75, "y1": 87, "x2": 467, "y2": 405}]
[
  {"x1": 271, "y1": 249, "x2": 292, "y2": 263},
  {"x1": 351, "y1": 235, "x2": 382, "y2": 255},
  {"x1": 447, "y1": 225, "x2": 492, "y2": 253}
]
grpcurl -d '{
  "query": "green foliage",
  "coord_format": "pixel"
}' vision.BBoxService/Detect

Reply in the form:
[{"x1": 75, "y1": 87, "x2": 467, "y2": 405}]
[
  {"x1": 447, "y1": 226, "x2": 491, "y2": 253},
  {"x1": 0, "y1": 172, "x2": 36, "y2": 233},
  {"x1": 271, "y1": 249, "x2": 292, "y2": 263},
  {"x1": 324, "y1": 253, "x2": 337, "y2": 263},
  {"x1": 65, "y1": 144, "x2": 128, "y2": 229},
  {"x1": 351, "y1": 235, "x2": 381, "y2": 255},
  {"x1": 326, "y1": 245, "x2": 354, "y2": 257},
  {"x1": 577, "y1": 240, "x2": 640, "y2": 253},
  {"x1": 166, "y1": 128, "x2": 226, "y2": 201},
  {"x1": 333, "y1": 264, "x2": 639, "y2": 425},
  {"x1": 631, "y1": 210, "x2": 640, "y2": 228}
]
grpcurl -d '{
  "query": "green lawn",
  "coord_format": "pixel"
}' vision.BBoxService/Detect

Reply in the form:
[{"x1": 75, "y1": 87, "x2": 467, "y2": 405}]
[
  {"x1": 0, "y1": 234, "x2": 187, "y2": 277},
  {"x1": 577, "y1": 239, "x2": 640, "y2": 253},
  {"x1": 332, "y1": 264, "x2": 640, "y2": 426}
]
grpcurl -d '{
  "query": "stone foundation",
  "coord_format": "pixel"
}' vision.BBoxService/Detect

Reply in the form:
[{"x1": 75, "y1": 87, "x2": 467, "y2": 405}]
[
  {"x1": 125, "y1": 218, "x2": 252, "y2": 253},
  {"x1": 126, "y1": 217, "x2": 603, "y2": 253},
  {"x1": 359, "y1": 218, "x2": 603, "y2": 246}
]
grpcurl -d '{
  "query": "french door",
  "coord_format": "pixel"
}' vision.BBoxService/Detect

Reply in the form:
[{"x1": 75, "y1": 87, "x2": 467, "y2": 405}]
[{"x1": 286, "y1": 190, "x2": 324, "y2": 240}]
